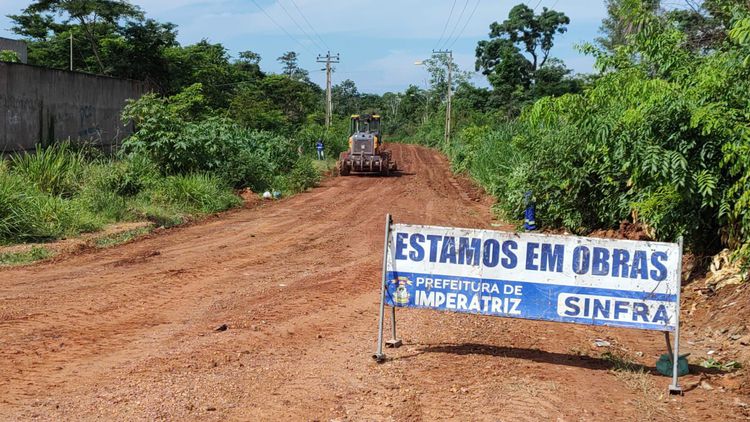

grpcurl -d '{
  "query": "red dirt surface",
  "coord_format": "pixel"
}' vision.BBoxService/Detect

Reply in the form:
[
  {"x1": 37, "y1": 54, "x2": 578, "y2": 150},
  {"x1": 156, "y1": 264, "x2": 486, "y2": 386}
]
[{"x1": 1, "y1": 144, "x2": 747, "y2": 421}]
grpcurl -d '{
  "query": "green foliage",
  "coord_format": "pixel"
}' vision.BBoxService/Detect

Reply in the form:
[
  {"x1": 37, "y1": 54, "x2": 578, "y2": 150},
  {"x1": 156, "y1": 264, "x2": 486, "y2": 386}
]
[
  {"x1": 296, "y1": 118, "x2": 350, "y2": 160},
  {"x1": 277, "y1": 51, "x2": 309, "y2": 81},
  {"x1": 151, "y1": 173, "x2": 241, "y2": 214},
  {"x1": 284, "y1": 157, "x2": 321, "y2": 194},
  {"x1": 475, "y1": 3, "x2": 580, "y2": 115},
  {"x1": 10, "y1": 0, "x2": 146, "y2": 74},
  {"x1": 164, "y1": 40, "x2": 244, "y2": 108},
  {"x1": 0, "y1": 170, "x2": 100, "y2": 243},
  {"x1": 0, "y1": 128, "x2": 253, "y2": 245},
  {"x1": 229, "y1": 74, "x2": 322, "y2": 134},
  {"x1": 122, "y1": 85, "x2": 296, "y2": 191},
  {"x1": 9, "y1": 142, "x2": 86, "y2": 197},
  {"x1": 0, "y1": 50, "x2": 20, "y2": 62},
  {"x1": 405, "y1": 3, "x2": 750, "y2": 263},
  {"x1": 0, "y1": 246, "x2": 52, "y2": 266}
]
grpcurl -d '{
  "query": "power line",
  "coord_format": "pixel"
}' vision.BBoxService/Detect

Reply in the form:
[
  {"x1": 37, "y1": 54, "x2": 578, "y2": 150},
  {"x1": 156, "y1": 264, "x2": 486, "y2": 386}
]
[
  {"x1": 447, "y1": 0, "x2": 482, "y2": 49},
  {"x1": 249, "y1": 0, "x2": 315, "y2": 56},
  {"x1": 276, "y1": 0, "x2": 326, "y2": 52},
  {"x1": 288, "y1": 0, "x2": 331, "y2": 51},
  {"x1": 434, "y1": 0, "x2": 458, "y2": 50},
  {"x1": 533, "y1": 0, "x2": 544, "y2": 11},
  {"x1": 439, "y1": 0, "x2": 470, "y2": 50}
]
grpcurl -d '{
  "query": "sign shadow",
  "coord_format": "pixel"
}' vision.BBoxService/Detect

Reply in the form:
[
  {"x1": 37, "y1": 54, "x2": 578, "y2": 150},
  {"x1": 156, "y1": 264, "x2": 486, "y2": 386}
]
[{"x1": 392, "y1": 342, "x2": 653, "y2": 373}]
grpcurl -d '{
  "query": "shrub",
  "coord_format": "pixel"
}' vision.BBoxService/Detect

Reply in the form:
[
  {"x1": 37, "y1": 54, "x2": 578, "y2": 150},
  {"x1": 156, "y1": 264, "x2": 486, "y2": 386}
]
[
  {"x1": 0, "y1": 50, "x2": 20, "y2": 63},
  {"x1": 104, "y1": 155, "x2": 161, "y2": 197},
  {"x1": 10, "y1": 142, "x2": 86, "y2": 197},
  {"x1": 0, "y1": 171, "x2": 101, "y2": 243},
  {"x1": 150, "y1": 173, "x2": 241, "y2": 214},
  {"x1": 285, "y1": 157, "x2": 320, "y2": 194},
  {"x1": 122, "y1": 86, "x2": 298, "y2": 191}
]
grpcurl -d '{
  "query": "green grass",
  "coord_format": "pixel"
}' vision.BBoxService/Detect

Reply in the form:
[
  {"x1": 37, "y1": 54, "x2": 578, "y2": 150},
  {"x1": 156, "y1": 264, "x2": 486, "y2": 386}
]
[
  {"x1": 9, "y1": 142, "x2": 86, "y2": 197},
  {"x1": 0, "y1": 246, "x2": 53, "y2": 266},
  {"x1": 601, "y1": 350, "x2": 643, "y2": 373},
  {"x1": 1, "y1": 149, "x2": 243, "y2": 244},
  {"x1": 312, "y1": 157, "x2": 337, "y2": 172},
  {"x1": 2, "y1": 139, "x2": 328, "y2": 246},
  {"x1": 94, "y1": 226, "x2": 153, "y2": 248}
]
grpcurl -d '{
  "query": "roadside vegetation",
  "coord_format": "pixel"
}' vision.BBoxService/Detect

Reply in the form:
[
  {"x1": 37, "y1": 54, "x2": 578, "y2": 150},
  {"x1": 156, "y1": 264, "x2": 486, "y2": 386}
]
[
  {"x1": 390, "y1": 0, "x2": 750, "y2": 265},
  {"x1": 0, "y1": 246, "x2": 52, "y2": 266},
  {"x1": 1, "y1": 1, "x2": 348, "y2": 248},
  {"x1": 4, "y1": 0, "x2": 750, "y2": 268}
]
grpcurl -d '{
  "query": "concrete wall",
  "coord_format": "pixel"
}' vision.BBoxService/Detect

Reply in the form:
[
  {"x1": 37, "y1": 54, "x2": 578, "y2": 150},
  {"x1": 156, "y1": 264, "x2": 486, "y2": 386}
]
[
  {"x1": 0, "y1": 37, "x2": 28, "y2": 64},
  {"x1": 0, "y1": 62, "x2": 148, "y2": 153}
]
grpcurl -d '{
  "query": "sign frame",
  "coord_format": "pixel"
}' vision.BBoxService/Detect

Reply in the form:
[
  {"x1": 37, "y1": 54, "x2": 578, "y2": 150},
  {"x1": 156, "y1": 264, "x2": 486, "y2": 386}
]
[{"x1": 372, "y1": 215, "x2": 684, "y2": 394}]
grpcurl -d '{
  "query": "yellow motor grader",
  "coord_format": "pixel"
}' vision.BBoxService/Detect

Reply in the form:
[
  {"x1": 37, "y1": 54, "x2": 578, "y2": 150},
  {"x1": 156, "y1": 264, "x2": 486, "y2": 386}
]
[{"x1": 337, "y1": 114, "x2": 397, "y2": 176}]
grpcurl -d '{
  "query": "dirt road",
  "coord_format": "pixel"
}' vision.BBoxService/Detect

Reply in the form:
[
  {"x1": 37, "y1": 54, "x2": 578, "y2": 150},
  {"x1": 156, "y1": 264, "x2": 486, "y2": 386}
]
[{"x1": 0, "y1": 144, "x2": 746, "y2": 421}]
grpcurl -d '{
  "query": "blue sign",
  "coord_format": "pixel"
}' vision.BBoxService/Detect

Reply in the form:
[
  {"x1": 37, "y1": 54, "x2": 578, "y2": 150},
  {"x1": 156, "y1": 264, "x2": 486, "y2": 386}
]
[{"x1": 384, "y1": 224, "x2": 681, "y2": 331}]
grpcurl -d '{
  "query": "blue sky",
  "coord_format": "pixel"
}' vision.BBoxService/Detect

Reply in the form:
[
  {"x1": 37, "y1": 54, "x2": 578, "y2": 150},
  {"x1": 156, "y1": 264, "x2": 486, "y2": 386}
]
[{"x1": 0, "y1": 0, "x2": 608, "y2": 94}]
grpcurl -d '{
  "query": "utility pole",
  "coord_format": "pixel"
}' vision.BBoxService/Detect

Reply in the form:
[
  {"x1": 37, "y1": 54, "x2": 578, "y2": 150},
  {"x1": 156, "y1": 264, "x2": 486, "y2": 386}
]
[
  {"x1": 432, "y1": 49, "x2": 452, "y2": 146},
  {"x1": 316, "y1": 51, "x2": 340, "y2": 127},
  {"x1": 69, "y1": 32, "x2": 73, "y2": 71}
]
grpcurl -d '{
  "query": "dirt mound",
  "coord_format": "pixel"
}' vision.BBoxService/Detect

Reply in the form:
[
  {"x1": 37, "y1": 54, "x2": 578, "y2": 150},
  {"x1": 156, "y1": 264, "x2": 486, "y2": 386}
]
[
  {"x1": 238, "y1": 188, "x2": 262, "y2": 208},
  {"x1": 589, "y1": 221, "x2": 652, "y2": 241}
]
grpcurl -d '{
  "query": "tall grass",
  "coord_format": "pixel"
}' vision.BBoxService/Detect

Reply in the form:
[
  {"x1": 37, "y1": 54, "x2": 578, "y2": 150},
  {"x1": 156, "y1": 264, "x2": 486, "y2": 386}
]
[
  {"x1": 1, "y1": 145, "x2": 244, "y2": 245},
  {"x1": 0, "y1": 171, "x2": 98, "y2": 243},
  {"x1": 154, "y1": 173, "x2": 241, "y2": 214},
  {"x1": 10, "y1": 142, "x2": 86, "y2": 197}
]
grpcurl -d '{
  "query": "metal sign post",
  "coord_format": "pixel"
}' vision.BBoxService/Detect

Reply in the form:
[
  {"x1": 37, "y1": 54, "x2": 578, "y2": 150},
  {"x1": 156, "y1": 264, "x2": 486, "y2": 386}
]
[
  {"x1": 669, "y1": 236, "x2": 684, "y2": 394},
  {"x1": 374, "y1": 214, "x2": 401, "y2": 362}
]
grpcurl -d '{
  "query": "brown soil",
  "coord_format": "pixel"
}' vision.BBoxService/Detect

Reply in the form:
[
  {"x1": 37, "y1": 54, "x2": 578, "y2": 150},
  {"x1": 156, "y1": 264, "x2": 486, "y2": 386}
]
[
  {"x1": 0, "y1": 144, "x2": 747, "y2": 421},
  {"x1": 0, "y1": 222, "x2": 154, "y2": 261}
]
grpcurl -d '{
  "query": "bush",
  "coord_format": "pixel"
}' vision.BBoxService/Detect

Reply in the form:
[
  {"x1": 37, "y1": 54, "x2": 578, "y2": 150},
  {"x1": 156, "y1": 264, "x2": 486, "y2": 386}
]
[
  {"x1": 104, "y1": 155, "x2": 160, "y2": 197},
  {"x1": 403, "y1": 7, "x2": 750, "y2": 262},
  {"x1": 285, "y1": 157, "x2": 321, "y2": 194},
  {"x1": 122, "y1": 86, "x2": 300, "y2": 191},
  {"x1": 149, "y1": 173, "x2": 241, "y2": 214},
  {"x1": 10, "y1": 142, "x2": 86, "y2": 197},
  {"x1": 0, "y1": 171, "x2": 102, "y2": 243}
]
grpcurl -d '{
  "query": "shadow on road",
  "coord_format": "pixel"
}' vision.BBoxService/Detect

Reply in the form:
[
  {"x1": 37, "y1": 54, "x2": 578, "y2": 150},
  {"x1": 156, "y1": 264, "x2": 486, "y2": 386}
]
[
  {"x1": 339, "y1": 171, "x2": 415, "y2": 178},
  {"x1": 387, "y1": 342, "x2": 731, "y2": 380},
  {"x1": 390, "y1": 342, "x2": 653, "y2": 373}
]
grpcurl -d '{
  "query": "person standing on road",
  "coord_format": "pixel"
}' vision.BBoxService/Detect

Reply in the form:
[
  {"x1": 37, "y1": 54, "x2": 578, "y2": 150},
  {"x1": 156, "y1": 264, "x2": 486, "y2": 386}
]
[{"x1": 316, "y1": 139, "x2": 325, "y2": 160}]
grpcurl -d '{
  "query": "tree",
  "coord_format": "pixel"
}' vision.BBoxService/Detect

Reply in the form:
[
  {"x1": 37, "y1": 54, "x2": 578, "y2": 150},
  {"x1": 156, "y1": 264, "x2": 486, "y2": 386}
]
[
  {"x1": 100, "y1": 19, "x2": 178, "y2": 87},
  {"x1": 10, "y1": 0, "x2": 144, "y2": 73},
  {"x1": 277, "y1": 51, "x2": 309, "y2": 81},
  {"x1": 475, "y1": 3, "x2": 575, "y2": 114},
  {"x1": 331, "y1": 79, "x2": 360, "y2": 116},
  {"x1": 230, "y1": 75, "x2": 321, "y2": 133},
  {"x1": 235, "y1": 50, "x2": 263, "y2": 78},
  {"x1": 596, "y1": 0, "x2": 661, "y2": 52},
  {"x1": 164, "y1": 40, "x2": 241, "y2": 109},
  {"x1": 381, "y1": 92, "x2": 403, "y2": 124},
  {"x1": 423, "y1": 54, "x2": 470, "y2": 103}
]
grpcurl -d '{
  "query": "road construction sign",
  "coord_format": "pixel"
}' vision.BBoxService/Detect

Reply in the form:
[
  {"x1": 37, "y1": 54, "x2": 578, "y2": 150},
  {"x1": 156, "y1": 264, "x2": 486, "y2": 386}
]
[
  {"x1": 383, "y1": 223, "x2": 681, "y2": 332},
  {"x1": 372, "y1": 216, "x2": 685, "y2": 393}
]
